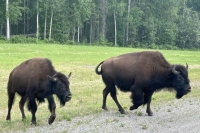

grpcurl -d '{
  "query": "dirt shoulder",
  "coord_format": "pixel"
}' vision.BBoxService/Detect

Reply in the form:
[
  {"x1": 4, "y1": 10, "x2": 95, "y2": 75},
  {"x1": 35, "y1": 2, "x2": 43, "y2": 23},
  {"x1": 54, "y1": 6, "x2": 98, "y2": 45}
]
[{"x1": 15, "y1": 97, "x2": 200, "y2": 133}]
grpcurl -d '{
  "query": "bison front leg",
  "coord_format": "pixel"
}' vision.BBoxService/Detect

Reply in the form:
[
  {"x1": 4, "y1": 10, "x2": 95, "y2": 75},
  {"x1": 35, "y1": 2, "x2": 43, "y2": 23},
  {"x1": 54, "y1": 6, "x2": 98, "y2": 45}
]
[
  {"x1": 47, "y1": 96, "x2": 56, "y2": 125},
  {"x1": 144, "y1": 91, "x2": 154, "y2": 116},
  {"x1": 129, "y1": 85, "x2": 144, "y2": 111},
  {"x1": 27, "y1": 98, "x2": 37, "y2": 125}
]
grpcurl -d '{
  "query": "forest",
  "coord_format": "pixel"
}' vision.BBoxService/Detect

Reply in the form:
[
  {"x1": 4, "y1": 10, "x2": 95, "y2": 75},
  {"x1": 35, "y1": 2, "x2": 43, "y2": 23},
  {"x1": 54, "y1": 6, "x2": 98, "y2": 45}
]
[{"x1": 1, "y1": 0, "x2": 200, "y2": 49}]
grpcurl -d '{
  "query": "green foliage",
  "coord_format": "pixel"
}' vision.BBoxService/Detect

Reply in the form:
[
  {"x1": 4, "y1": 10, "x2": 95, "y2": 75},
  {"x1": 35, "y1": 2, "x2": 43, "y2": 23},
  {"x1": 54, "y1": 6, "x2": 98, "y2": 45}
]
[
  {"x1": 9, "y1": 35, "x2": 38, "y2": 43},
  {"x1": 9, "y1": 1, "x2": 24, "y2": 24},
  {"x1": 43, "y1": 38, "x2": 59, "y2": 44},
  {"x1": 1, "y1": 0, "x2": 200, "y2": 49},
  {"x1": 94, "y1": 35, "x2": 113, "y2": 46},
  {"x1": 0, "y1": 36, "x2": 7, "y2": 41}
]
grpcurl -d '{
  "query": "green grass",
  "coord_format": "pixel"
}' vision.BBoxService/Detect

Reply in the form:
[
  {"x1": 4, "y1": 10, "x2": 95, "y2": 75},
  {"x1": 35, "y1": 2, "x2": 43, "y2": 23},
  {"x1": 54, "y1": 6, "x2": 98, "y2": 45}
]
[{"x1": 0, "y1": 44, "x2": 200, "y2": 132}]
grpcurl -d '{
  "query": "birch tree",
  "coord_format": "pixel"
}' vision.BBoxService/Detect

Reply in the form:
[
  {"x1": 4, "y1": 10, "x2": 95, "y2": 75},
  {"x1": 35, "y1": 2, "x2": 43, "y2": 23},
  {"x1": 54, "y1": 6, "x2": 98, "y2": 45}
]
[
  {"x1": 36, "y1": 0, "x2": 39, "y2": 40},
  {"x1": 126, "y1": 0, "x2": 131, "y2": 45},
  {"x1": 108, "y1": 0, "x2": 125, "y2": 46},
  {"x1": 43, "y1": 0, "x2": 49, "y2": 39},
  {"x1": 99, "y1": 0, "x2": 108, "y2": 40},
  {"x1": 6, "y1": 0, "x2": 10, "y2": 39}
]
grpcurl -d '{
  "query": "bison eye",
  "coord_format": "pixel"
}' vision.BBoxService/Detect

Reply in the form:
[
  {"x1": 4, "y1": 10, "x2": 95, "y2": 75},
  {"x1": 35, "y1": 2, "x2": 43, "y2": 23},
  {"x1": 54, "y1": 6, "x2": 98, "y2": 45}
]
[
  {"x1": 57, "y1": 83, "x2": 64, "y2": 88},
  {"x1": 177, "y1": 75, "x2": 183, "y2": 81}
]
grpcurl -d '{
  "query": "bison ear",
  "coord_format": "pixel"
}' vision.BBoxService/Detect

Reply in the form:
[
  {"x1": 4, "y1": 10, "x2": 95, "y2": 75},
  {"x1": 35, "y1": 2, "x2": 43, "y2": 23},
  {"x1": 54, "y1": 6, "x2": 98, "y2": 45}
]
[
  {"x1": 68, "y1": 72, "x2": 72, "y2": 79},
  {"x1": 48, "y1": 75, "x2": 58, "y2": 82}
]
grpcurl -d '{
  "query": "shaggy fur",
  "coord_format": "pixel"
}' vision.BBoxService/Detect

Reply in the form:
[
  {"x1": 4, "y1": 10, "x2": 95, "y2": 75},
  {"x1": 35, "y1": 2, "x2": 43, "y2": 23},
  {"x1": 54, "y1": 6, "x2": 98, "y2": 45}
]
[
  {"x1": 6, "y1": 58, "x2": 72, "y2": 125},
  {"x1": 95, "y1": 51, "x2": 191, "y2": 115}
]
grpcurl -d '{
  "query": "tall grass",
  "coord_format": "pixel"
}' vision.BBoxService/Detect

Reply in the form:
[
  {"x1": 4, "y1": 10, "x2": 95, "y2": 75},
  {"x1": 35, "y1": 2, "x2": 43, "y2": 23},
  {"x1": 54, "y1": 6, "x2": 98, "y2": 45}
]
[{"x1": 0, "y1": 44, "x2": 200, "y2": 132}]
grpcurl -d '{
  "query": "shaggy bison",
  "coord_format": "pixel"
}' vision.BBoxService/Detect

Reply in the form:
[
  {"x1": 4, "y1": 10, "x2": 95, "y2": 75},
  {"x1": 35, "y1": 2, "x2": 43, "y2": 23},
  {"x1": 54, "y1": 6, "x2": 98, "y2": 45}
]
[
  {"x1": 6, "y1": 58, "x2": 72, "y2": 125},
  {"x1": 95, "y1": 51, "x2": 191, "y2": 115}
]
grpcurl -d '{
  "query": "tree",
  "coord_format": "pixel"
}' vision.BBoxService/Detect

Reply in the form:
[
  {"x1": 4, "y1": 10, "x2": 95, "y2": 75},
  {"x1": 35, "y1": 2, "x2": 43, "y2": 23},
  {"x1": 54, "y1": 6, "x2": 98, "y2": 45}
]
[
  {"x1": 99, "y1": 0, "x2": 108, "y2": 40},
  {"x1": 6, "y1": 0, "x2": 10, "y2": 39},
  {"x1": 0, "y1": 0, "x2": 200, "y2": 49},
  {"x1": 176, "y1": 3, "x2": 200, "y2": 49},
  {"x1": 36, "y1": 0, "x2": 39, "y2": 40},
  {"x1": 126, "y1": 0, "x2": 131, "y2": 45},
  {"x1": 107, "y1": 0, "x2": 125, "y2": 46}
]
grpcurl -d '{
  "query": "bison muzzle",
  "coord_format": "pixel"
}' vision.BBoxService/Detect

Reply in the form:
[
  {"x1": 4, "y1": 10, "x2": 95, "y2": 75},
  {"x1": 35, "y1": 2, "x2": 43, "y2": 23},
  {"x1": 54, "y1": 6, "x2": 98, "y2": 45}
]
[{"x1": 95, "y1": 51, "x2": 191, "y2": 115}]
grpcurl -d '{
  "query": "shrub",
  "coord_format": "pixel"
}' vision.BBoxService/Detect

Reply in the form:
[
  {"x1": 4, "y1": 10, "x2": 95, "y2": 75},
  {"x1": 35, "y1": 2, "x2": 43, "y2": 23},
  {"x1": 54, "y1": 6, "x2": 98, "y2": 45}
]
[{"x1": 9, "y1": 35, "x2": 37, "y2": 43}]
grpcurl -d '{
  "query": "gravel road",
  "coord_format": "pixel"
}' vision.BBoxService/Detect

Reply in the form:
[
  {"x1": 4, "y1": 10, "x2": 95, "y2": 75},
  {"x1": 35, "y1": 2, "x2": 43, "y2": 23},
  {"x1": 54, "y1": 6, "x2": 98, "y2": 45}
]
[{"x1": 15, "y1": 97, "x2": 200, "y2": 133}]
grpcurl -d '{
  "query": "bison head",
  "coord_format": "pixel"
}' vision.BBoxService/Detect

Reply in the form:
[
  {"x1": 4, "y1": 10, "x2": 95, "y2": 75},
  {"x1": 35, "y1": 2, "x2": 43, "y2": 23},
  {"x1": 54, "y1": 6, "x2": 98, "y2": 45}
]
[
  {"x1": 169, "y1": 64, "x2": 191, "y2": 99},
  {"x1": 48, "y1": 72, "x2": 72, "y2": 105}
]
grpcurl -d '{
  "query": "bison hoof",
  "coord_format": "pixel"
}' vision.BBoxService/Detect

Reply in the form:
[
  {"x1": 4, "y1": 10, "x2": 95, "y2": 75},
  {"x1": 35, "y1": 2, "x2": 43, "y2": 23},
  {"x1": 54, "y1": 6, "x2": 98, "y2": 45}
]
[
  {"x1": 22, "y1": 117, "x2": 26, "y2": 121},
  {"x1": 146, "y1": 110, "x2": 153, "y2": 116},
  {"x1": 147, "y1": 112, "x2": 153, "y2": 116},
  {"x1": 102, "y1": 106, "x2": 108, "y2": 111},
  {"x1": 31, "y1": 121, "x2": 36, "y2": 126},
  {"x1": 148, "y1": 113, "x2": 153, "y2": 116},
  {"x1": 6, "y1": 115, "x2": 10, "y2": 121},
  {"x1": 129, "y1": 105, "x2": 136, "y2": 110},
  {"x1": 48, "y1": 117, "x2": 55, "y2": 125},
  {"x1": 119, "y1": 109, "x2": 125, "y2": 114}
]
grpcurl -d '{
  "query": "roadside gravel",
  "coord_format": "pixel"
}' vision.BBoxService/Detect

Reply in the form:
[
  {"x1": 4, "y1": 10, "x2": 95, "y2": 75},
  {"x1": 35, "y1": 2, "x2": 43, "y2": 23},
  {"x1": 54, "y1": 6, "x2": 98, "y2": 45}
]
[{"x1": 15, "y1": 97, "x2": 200, "y2": 133}]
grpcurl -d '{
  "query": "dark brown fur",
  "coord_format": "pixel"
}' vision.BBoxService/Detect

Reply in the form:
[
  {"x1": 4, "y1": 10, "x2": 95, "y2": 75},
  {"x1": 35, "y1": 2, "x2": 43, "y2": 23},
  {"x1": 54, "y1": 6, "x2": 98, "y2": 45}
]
[
  {"x1": 95, "y1": 51, "x2": 191, "y2": 115},
  {"x1": 6, "y1": 58, "x2": 72, "y2": 125}
]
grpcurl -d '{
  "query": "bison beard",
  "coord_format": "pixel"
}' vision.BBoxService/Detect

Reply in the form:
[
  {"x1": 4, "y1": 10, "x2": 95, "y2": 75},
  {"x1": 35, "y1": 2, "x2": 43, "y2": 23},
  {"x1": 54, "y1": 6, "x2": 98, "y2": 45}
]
[
  {"x1": 95, "y1": 51, "x2": 191, "y2": 116},
  {"x1": 6, "y1": 58, "x2": 72, "y2": 125}
]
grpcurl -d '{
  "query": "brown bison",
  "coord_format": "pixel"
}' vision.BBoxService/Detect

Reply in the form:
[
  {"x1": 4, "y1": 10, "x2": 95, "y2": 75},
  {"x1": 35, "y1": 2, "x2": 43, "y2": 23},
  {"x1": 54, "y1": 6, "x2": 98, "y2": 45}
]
[
  {"x1": 6, "y1": 58, "x2": 72, "y2": 125},
  {"x1": 95, "y1": 51, "x2": 191, "y2": 116}
]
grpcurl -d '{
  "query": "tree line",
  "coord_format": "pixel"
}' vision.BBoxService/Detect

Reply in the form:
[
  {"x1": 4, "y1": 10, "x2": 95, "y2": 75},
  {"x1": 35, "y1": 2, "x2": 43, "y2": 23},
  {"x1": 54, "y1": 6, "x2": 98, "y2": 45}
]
[{"x1": 1, "y1": 0, "x2": 200, "y2": 49}]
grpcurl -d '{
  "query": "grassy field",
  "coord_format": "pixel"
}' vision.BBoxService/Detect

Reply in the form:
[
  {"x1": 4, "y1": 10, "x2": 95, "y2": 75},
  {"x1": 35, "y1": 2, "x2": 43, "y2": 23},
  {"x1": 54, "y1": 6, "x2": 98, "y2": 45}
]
[{"x1": 0, "y1": 44, "x2": 200, "y2": 132}]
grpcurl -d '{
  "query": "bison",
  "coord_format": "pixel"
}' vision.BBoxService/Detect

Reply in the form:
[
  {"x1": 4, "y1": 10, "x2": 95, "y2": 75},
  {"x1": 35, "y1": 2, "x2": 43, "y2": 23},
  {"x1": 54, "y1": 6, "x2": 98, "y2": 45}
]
[
  {"x1": 95, "y1": 51, "x2": 191, "y2": 116},
  {"x1": 6, "y1": 58, "x2": 72, "y2": 125}
]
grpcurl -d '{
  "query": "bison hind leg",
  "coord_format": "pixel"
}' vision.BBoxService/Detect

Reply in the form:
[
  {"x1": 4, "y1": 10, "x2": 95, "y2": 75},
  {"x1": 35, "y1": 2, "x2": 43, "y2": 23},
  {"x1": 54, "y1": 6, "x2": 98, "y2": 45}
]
[
  {"x1": 102, "y1": 87, "x2": 109, "y2": 110},
  {"x1": 27, "y1": 99, "x2": 31, "y2": 111},
  {"x1": 109, "y1": 86, "x2": 125, "y2": 114},
  {"x1": 6, "y1": 92, "x2": 16, "y2": 121},
  {"x1": 19, "y1": 96, "x2": 27, "y2": 120}
]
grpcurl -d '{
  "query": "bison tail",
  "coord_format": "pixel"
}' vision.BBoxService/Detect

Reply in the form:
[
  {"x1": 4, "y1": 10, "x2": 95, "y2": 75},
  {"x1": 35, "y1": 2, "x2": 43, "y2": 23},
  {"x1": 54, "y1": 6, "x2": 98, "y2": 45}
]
[{"x1": 95, "y1": 61, "x2": 104, "y2": 75}]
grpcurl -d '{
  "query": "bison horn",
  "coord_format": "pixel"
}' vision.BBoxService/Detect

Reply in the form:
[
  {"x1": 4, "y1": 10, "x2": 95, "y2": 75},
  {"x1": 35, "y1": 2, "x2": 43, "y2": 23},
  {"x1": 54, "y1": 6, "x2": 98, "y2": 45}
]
[
  {"x1": 52, "y1": 73, "x2": 57, "y2": 77},
  {"x1": 186, "y1": 63, "x2": 188, "y2": 70},
  {"x1": 68, "y1": 72, "x2": 72, "y2": 79},
  {"x1": 172, "y1": 65, "x2": 180, "y2": 75},
  {"x1": 48, "y1": 75, "x2": 58, "y2": 82}
]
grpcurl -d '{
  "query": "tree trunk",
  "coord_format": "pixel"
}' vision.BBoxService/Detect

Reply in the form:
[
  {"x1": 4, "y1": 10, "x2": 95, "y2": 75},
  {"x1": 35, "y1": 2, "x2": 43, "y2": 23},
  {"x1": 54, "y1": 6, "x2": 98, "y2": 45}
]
[
  {"x1": 44, "y1": 6, "x2": 47, "y2": 39},
  {"x1": 78, "y1": 27, "x2": 80, "y2": 43},
  {"x1": 26, "y1": 0, "x2": 29, "y2": 33},
  {"x1": 0, "y1": 20, "x2": 3, "y2": 35},
  {"x1": 126, "y1": 0, "x2": 131, "y2": 46},
  {"x1": 90, "y1": 18, "x2": 93, "y2": 45},
  {"x1": 97, "y1": 14, "x2": 100, "y2": 43},
  {"x1": 114, "y1": 10, "x2": 117, "y2": 46},
  {"x1": 99, "y1": 0, "x2": 107, "y2": 39},
  {"x1": 49, "y1": 8, "x2": 53, "y2": 40},
  {"x1": 72, "y1": 27, "x2": 75, "y2": 43},
  {"x1": 6, "y1": 0, "x2": 10, "y2": 39},
  {"x1": 36, "y1": 0, "x2": 39, "y2": 40},
  {"x1": 23, "y1": 0, "x2": 26, "y2": 34}
]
